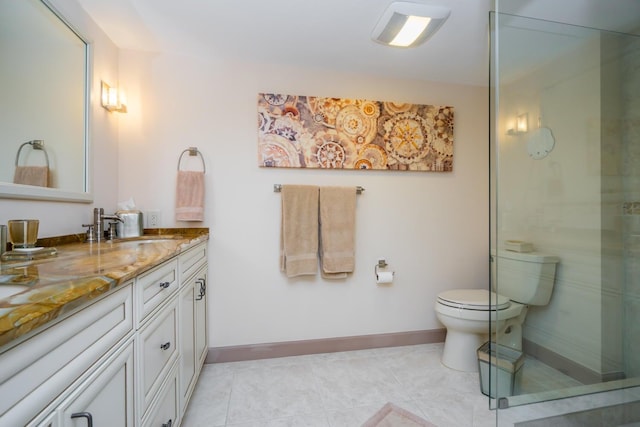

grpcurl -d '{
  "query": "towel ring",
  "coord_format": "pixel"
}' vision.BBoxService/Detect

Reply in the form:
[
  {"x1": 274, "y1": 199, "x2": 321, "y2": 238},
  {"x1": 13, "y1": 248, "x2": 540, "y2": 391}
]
[
  {"x1": 15, "y1": 140, "x2": 50, "y2": 168},
  {"x1": 177, "y1": 146, "x2": 206, "y2": 173}
]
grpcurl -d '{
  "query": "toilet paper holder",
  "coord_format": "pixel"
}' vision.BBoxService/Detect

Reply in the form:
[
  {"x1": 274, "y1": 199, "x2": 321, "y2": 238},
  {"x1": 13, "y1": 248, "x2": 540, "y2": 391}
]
[{"x1": 375, "y1": 259, "x2": 394, "y2": 279}]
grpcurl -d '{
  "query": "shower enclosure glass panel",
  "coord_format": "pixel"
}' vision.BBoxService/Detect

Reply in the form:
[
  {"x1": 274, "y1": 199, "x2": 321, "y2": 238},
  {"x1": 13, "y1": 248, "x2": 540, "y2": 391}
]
[{"x1": 490, "y1": 11, "x2": 640, "y2": 411}]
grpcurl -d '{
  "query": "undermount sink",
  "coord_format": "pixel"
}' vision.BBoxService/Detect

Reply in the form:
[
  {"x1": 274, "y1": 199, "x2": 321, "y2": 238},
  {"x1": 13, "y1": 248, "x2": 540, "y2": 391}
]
[
  {"x1": 116, "y1": 237, "x2": 181, "y2": 245},
  {"x1": 0, "y1": 285, "x2": 30, "y2": 300}
]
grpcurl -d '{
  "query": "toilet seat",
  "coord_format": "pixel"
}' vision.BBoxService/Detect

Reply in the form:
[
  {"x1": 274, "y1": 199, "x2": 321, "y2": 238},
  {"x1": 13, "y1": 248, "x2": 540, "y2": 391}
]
[{"x1": 437, "y1": 289, "x2": 510, "y2": 311}]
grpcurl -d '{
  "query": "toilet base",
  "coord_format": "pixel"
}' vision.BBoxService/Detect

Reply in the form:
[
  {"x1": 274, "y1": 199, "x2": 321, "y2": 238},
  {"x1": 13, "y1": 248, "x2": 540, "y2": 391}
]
[{"x1": 441, "y1": 329, "x2": 488, "y2": 372}]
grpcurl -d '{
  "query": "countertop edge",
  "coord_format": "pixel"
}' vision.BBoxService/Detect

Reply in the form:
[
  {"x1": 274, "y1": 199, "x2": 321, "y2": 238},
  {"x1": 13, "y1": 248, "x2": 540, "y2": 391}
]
[{"x1": 0, "y1": 230, "x2": 209, "y2": 350}]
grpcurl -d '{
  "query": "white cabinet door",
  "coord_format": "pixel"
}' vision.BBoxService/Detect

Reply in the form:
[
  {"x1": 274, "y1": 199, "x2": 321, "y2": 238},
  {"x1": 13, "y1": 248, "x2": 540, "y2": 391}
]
[
  {"x1": 179, "y1": 280, "x2": 196, "y2": 415},
  {"x1": 179, "y1": 265, "x2": 208, "y2": 416},
  {"x1": 194, "y1": 268, "x2": 208, "y2": 367},
  {"x1": 60, "y1": 340, "x2": 135, "y2": 427}
]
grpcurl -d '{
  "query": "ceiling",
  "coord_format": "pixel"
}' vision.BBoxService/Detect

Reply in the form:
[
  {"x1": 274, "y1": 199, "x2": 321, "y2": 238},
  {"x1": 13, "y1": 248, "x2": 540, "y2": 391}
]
[{"x1": 74, "y1": 0, "x2": 640, "y2": 87}]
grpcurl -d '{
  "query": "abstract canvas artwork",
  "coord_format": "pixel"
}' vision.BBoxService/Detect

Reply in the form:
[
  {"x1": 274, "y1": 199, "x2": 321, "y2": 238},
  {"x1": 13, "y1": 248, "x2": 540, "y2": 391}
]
[{"x1": 257, "y1": 93, "x2": 454, "y2": 171}]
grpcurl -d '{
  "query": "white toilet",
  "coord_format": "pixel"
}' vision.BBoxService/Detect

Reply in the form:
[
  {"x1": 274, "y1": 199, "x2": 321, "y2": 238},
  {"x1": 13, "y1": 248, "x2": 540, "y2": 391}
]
[{"x1": 435, "y1": 250, "x2": 559, "y2": 372}]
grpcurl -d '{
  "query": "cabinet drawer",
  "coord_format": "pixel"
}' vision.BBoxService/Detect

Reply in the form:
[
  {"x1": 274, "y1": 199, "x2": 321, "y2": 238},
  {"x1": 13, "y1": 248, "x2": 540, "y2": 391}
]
[
  {"x1": 0, "y1": 284, "x2": 133, "y2": 426},
  {"x1": 136, "y1": 258, "x2": 178, "y2": 323},
  {"x1": 142, "y1": 363, "x2": 179, "y2": 427},
  {"x1": 178, "y1": 243, "x2": 207, "y2": 284},
  {"x1": 138, "y1": 300, "x2": 178, "y2": 416}
]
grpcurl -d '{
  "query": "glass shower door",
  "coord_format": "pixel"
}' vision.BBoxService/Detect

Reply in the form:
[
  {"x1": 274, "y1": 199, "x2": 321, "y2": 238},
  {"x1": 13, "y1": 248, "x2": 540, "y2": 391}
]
[{"x1": 490, "y1": 11, "x2": 640, "y2": 411}]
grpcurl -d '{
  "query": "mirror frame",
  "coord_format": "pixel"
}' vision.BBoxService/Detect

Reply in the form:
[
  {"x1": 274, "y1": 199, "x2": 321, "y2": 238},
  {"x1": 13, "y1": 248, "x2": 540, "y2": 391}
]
[{"x1": 0, "y1": 0, "x2": 92, "y2": 203}]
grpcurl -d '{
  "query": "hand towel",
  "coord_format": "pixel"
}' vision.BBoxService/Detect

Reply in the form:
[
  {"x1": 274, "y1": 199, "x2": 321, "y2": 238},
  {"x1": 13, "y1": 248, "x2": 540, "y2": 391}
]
[
  {"x1": 175, "y1": 170, "x2": 205, "y2": 221},
  {"x1": 13, "y1": 166, "x2": 49, "y2": 187},
  {"x1": 280, "y1": 185, "x2": 319, "y2": 278},
  {"x1": 319, "y1": 186, "x2": 356, "y2": 279}
]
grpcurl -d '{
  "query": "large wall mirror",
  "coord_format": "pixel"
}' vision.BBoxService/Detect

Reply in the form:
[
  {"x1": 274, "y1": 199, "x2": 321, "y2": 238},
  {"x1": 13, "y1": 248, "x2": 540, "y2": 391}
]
[{"x1": 0, "y1": 0, "x2": 91, "y2": 203}]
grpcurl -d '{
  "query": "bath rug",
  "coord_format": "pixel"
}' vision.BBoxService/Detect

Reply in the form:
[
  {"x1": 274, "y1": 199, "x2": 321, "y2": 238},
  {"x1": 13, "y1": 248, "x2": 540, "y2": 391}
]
[{"x1": 361, "y1": 402, "x2": 437, "y2": 427}]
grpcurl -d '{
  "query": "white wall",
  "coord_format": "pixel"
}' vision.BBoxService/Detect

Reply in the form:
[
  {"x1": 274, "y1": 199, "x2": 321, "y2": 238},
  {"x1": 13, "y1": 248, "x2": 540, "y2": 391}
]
[
  {"x1": 0, "y1": 0, "x2": 120, "y2": 238},
  {"x1": 118, "y1": 51, "x2": 489, "y2": 347}
]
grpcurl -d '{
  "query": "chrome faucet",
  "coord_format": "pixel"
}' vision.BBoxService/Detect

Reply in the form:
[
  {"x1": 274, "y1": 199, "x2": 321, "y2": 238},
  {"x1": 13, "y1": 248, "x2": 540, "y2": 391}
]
[{"x1": 83, "y1": 208, "x2": 123, "y2": 242}]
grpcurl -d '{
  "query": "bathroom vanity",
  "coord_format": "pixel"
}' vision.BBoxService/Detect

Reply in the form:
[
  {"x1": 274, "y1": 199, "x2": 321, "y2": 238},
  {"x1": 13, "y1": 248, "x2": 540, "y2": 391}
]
[{"x1": 0, "y1": 231, "x2": 208, "y2": 426}]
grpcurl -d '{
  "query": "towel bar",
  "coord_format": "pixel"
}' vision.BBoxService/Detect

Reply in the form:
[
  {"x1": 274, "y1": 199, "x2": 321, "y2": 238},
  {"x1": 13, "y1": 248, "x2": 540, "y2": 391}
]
[
  {"x1": 273, "y1": 184, "x2": 364, "y2": 194},
  {"x1": 177, "y1": 146, "x2": 206, "y2": 173},
  {"x1": 15, "y1": 140, "x2": 50, "y2": 168}
]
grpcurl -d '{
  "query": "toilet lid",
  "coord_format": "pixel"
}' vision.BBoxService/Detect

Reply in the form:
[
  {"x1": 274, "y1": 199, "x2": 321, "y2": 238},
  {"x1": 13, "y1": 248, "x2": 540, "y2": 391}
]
[{"x1": 437, "y1": 289, "x2": 510, "y2": 311}]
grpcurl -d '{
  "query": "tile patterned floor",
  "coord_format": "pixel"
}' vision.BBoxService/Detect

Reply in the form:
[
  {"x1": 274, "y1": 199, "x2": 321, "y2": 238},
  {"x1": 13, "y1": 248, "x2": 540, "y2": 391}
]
[{"x1": 181, "y1": 343, "x2": 582, "y2": 427}]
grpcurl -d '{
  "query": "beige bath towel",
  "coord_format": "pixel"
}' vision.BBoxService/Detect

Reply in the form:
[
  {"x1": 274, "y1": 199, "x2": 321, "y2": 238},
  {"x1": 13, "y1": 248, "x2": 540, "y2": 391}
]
[
  {"x1": 176, "y1": 170, "x2": 205, "y2": 221},
  {"x1": 319, "y1": 186, "x2": 356, "y2": 279},
  {"x1": 280, "y1": 185, "x2": 319, "y2": 278},
  {"x1": 13, "y1": 166, "x2": 49, "y2": 187}
]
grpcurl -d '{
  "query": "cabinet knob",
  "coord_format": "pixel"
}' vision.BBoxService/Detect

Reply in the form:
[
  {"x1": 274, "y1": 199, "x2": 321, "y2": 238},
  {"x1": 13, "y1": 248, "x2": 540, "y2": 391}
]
[
  {"x1": 71, "y1": 412, "x2": 94, "y2": 427},
  {"x1": 162, "y1": 419, "x2": 173, "y2": 427},
  {"x1": 159, "y1": 281, "x2": 171, "y2": 289},
  {"x1": 160, "y1": 342, "x2": 171, "y2": 351}
]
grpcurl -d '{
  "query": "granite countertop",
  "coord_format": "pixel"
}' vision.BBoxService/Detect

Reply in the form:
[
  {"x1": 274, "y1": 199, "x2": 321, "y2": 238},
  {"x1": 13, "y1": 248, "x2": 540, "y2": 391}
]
[{"x1": 0, "y1": 228, "x2": 209, "y2": 348}]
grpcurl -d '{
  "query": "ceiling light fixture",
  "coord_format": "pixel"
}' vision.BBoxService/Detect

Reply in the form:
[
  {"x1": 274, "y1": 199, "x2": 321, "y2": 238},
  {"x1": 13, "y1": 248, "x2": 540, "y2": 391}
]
[{"x1": 371, "y1": 2, "x2": 451, "y2": 48}]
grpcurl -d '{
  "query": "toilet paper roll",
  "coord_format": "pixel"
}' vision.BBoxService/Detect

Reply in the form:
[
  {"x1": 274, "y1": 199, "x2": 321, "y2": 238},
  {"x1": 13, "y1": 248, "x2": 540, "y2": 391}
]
[{"x1": 376, "y1": 271, "x2": 394, "y2": 284}]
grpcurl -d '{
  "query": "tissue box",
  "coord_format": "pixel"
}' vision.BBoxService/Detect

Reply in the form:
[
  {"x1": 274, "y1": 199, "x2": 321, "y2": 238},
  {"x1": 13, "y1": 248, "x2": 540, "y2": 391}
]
[
  {"x1": 504, "y1": 240, "x2": 533, "y2": 253},
  {"x1": 116, "y1": 210, "x2": 144, "y2": 238}
]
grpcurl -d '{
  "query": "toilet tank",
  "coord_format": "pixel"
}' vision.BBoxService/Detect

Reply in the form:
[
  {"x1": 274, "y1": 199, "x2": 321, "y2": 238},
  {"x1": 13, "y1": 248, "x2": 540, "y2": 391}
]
[{"x1": 491, "y1": 250, "x2": 559, "y2": 305}]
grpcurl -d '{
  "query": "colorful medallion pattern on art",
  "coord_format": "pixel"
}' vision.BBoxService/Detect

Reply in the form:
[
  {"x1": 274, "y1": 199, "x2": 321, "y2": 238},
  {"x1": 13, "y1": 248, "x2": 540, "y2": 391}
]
[{"x1": 258, "y1": 93, "x2": 454, "y2": 171}]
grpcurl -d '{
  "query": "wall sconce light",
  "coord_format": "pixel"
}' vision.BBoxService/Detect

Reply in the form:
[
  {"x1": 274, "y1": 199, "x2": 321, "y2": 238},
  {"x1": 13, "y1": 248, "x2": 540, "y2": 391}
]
[
  {"x1": 507, "y1": 113, "x2": 528, "y2": 135},
  {"x1": 101, "y1": 81, "x2": 127, "y2": 113},
  {"x1": 371, "y1": 2, "x2": 450, "y2": 48},
  {"x1": 517, "y1": 113, "x2": 528, "y2": 133}
]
